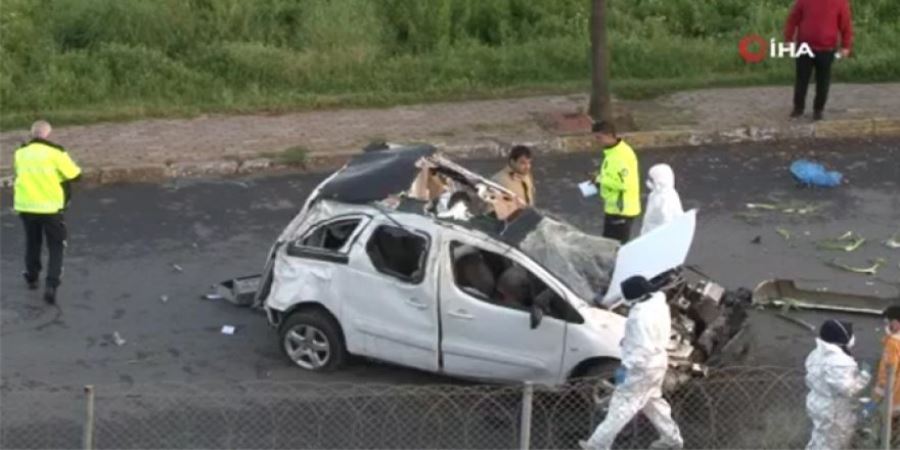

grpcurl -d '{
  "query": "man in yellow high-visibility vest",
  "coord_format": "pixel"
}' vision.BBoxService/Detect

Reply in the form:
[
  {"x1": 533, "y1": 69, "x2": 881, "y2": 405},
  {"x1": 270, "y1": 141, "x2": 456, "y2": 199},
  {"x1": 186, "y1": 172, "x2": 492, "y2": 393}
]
[
  {"x1": 14, "y1": 120, "x2": 82, "y2": 303},
  {"x1": 593, "y1": 121, "x2": 641, "y2": 243}
]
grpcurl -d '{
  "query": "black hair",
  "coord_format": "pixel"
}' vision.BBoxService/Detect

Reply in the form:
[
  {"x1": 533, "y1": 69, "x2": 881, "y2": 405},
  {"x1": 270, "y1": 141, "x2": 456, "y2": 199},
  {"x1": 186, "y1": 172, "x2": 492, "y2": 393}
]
[
  {"x1": 591, "y1": 120, "x2": 617, "y2": 136},
  {"x1": 508, "y1": 145, "x2": 532, "y2": 162},
  {"x1": 884, "y1": 305, "x2": 900, "y2": 321}
]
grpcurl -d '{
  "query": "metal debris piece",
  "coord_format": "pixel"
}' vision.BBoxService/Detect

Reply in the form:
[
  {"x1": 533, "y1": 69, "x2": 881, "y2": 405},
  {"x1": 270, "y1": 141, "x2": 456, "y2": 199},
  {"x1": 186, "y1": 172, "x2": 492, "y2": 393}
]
[
  {"x1": 171, "y1": 264, "x2": 184, "y2": 273},
  {"x1": 203, "y1": 293, "x2": 224, "y2": 301},
  {"x1": 112, "y1": 332, "x2": 126, "y2": 346},
  {"x1": 751, "y1": 236, "x2": 762, "y2": 244},
  {"x1": 884, "y1": 233, "x2": 900, "y2": 249},
  {"x1": 160, "y1": 295, "x2": 169, "y2": 303},
  {"x1": 221, "y1": 325, "x2": 236, "y2": 335},
  {"x1": 776, "y1": 228, "x2": 791, "y2": 240},
  {"x1": 747, "y1": 203, "x2": 778, "y2": 210},
  {"x1": 753, "y1": 279, "x2": 890, "y2": 315},
  {"x1": 827, "y1": 258, "x2": 887, "y2": 276},
  {"x1": 817, "y1": 231, "x2": 866, "y2": 252},
  {"x1": 774, "y1": 312, "x2": 816, "y2": 333}
]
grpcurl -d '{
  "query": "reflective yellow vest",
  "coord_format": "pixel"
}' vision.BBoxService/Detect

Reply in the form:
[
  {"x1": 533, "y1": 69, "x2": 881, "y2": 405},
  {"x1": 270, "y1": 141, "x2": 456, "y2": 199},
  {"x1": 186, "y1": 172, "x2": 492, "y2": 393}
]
[
  {"x1": 14, "y1": 139, "x2": 82, "y2": 213},
  {"x1": 595, "y1": 139, "x2": 641, "y2": 217}
]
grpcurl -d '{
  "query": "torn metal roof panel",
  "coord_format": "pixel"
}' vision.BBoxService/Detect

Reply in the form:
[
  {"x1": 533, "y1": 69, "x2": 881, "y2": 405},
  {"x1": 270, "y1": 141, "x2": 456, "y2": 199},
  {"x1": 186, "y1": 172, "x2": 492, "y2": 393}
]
[{"x1": 316, "y1": 145, "x2": 437, "y2": 204}]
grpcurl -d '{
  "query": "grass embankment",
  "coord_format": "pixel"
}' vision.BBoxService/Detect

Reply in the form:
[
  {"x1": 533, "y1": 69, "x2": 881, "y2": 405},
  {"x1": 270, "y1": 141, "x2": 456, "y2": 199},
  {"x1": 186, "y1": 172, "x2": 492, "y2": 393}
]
[{"x1": 1, "y1": 0, "x2": 898, "y2": 129}]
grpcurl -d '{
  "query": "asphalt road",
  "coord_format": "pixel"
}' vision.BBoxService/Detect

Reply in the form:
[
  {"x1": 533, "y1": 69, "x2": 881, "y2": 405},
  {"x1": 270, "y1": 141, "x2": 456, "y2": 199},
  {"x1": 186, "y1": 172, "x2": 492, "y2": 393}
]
[
  {"x1": 2, "y1": 137, "x2": 899, "y2": 392},
  {"x1": 2, "y1": 136, "x2": 899, "y2": 448}
]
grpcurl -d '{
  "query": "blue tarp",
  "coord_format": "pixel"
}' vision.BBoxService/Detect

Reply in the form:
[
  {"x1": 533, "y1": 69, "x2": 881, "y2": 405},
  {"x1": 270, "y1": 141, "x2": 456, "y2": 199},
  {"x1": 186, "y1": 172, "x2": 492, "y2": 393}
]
[{"x1": 790, "y1": 159, "x2": 843, "y2": 187}]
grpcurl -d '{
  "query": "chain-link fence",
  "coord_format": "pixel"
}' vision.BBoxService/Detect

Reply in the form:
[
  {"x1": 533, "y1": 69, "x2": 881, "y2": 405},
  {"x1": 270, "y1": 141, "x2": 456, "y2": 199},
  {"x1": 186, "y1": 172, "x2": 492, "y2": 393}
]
[{"x1": 1, "y1": 366, "x2": 897, "y2": 449}]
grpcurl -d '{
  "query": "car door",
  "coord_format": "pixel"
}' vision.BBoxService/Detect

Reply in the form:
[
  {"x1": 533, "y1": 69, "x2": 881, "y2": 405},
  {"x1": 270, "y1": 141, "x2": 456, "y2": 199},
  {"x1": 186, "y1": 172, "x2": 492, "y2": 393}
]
[
  {"x1": 338, "y1": 217, "x2": 439, "y2": 372},
  {"x1": 438, "y1": 233, "x2": 568, "y2": 384}
]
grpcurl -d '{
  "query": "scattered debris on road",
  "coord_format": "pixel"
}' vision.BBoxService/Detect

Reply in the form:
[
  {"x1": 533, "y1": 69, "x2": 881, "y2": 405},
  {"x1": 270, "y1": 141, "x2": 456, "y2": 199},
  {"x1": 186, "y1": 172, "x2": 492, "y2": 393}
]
[
  {"x1": 217, "y1": 276, "x2": 261, "y2": 306},
  {"x1": 112, "y1": 331, "x2": 126, "y2": 346},
  {"x1": 202, "y1": 293, "x2": 223, "y2": 301},
  {"x1": 884, "y1": 233, "x2": 900, "y2": 249},
  {"x1": 221, "y1": 325, "x2": 236, "y2": 335},
  {"x1": 751, "y1": 236, "x2": 762, "y2": 245},
  {"x1": 747, "y1": 202, "x2": 778, "y2": 210},
  {"x1": 827, "y1": 258, "x2": 887, "y2": 276},
  {"x1": 817, "y1": 231, "x2": 866, "y2": 252},
  {"x1": 776, "y1": 227, "x2": 791, "y2": 240},
  {"x1": 774, "y1": 312, "x2": 816, "y2": 333},
  {"x1": 753, "y1": 279, "x2": 889, "y2": 315},
  {"x1": 160, "y1": 295, "x2": 169, "y2": 303},
  {"x1": 171, "y1": 264, "x2": 184, "y2": 273}
]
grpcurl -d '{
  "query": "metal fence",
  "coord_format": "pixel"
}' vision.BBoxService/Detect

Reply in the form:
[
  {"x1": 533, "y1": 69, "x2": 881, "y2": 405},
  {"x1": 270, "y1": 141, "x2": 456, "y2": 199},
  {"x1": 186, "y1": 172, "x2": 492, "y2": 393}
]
[{"x1": 1, "y1": 366, "x2": 896, "y2": 449}]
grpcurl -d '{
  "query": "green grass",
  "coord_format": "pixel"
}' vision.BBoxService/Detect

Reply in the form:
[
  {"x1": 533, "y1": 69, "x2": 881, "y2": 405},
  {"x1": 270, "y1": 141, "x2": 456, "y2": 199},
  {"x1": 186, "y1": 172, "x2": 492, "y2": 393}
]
[{"x1": 1, "y1": 0, "x2": 898, "y2": 129}]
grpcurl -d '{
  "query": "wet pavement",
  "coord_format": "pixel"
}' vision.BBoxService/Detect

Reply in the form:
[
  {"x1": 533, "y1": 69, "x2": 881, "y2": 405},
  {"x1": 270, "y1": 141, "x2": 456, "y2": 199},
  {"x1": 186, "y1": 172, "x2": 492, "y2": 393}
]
[{"x1": 2, "y1": 137, "x2": 899, "y2": 393}]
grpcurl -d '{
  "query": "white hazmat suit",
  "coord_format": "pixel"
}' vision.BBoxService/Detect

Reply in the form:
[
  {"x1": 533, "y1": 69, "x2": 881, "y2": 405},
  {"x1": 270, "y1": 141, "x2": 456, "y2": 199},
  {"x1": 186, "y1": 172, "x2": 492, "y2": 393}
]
[
  {"x1": 640, "y1": 164, "x2": 683, "y2": 236},
  {"x1": 805, "y1": 338, "x2": 871, "y2": 450},
  {"x1": 582, "y1": 292, "x2": 684, "y2": 450}
]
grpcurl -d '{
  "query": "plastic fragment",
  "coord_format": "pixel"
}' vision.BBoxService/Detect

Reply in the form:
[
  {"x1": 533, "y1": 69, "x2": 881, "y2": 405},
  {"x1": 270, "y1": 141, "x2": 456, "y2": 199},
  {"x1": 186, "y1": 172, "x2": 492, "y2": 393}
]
[
  {"x1": 884, "y1": 233, "x2": 900, "y2": 249},
  {"x1": 827, "y1": 258, "x2": 887, "y2": 276},
  {"x1": 172, "y1": 264, "x2": 184, "y2": 273},
  {"x1": 776, "y1": 228, "x2": 791, "y2": 240},
  {"x1": 203, "y1": 293, "x2": 224, "y2": 301},
  {"x1": 817, "y1": 231, "x2": 866, "y2": 252},
  {"x1": 747, "y1": 203, "x2": 778, "y2": 210},
  {"x1": 160, "y1": 295, "x2": 169, "y2": 303},
  {"x1": 221, "y1": 325, "x2": 236, "y2": 335},
  {"x1": 113, "y1": 332, "x2": 126, "y2": 346},
  {"x1": 775, "y1": 312, "x2": 816, "y2": 332}
]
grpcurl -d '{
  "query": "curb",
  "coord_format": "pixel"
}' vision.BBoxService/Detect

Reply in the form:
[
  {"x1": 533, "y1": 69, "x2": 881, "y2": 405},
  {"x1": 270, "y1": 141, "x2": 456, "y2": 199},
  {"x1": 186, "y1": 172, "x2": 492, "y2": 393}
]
[{"x1": 1, "y1": 117, "x2": 898, "y2": 188}]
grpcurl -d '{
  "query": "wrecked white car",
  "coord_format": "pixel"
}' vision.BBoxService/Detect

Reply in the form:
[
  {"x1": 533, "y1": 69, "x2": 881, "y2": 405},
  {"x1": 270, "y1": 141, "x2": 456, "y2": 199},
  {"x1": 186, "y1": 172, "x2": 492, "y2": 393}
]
[{"x1": 255, "y1": 144, "x2": 746, "y2": 387}]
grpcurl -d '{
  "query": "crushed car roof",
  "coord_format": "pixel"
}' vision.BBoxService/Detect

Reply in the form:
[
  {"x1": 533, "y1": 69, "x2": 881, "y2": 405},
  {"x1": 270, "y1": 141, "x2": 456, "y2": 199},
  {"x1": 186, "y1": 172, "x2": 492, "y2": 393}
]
[{"x1": 317, "y1": 144, "x2": 437, "y2": 204}]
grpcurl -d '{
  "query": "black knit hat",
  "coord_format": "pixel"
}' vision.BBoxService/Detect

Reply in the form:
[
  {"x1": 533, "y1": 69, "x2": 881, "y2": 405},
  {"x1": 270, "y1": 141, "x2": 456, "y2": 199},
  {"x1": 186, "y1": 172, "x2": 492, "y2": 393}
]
[
  {"x1": 820, "y1": 319, "x2": 854, "y2": 345},
  {"x1": 621, "y1": 275, "x2": 653, "y2": 301}
]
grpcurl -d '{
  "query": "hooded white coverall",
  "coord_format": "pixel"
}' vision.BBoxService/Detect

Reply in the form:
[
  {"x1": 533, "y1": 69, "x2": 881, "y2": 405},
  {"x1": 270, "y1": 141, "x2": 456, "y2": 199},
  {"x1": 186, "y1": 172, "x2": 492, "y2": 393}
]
[
  {"x1": 640, "y1": 164, "x2": 683, "y2": 236},
  {"x1": 583, "y1": 292, "x2": 684, "y2": 450},
  {"x1": 805, "y1": 338, "x2": 871, "y2": 450}
]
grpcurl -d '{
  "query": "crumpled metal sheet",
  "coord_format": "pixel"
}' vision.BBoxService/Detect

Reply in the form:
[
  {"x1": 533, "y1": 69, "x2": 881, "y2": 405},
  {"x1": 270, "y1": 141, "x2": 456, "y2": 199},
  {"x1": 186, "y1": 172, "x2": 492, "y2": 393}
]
[{"x1": 518, "y1": 216, "x2": 619, "y2": 302}]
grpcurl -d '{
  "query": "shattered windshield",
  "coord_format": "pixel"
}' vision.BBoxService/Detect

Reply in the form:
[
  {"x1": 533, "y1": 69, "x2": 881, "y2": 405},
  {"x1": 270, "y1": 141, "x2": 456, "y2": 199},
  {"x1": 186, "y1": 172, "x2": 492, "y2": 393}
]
[{"x1": 517, "y1": 214, "x2": 619, "y2": 302}]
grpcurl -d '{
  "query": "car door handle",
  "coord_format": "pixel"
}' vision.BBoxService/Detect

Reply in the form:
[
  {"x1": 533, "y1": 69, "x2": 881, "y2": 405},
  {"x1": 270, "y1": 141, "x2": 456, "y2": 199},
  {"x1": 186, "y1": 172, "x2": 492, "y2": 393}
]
[
  {"x1": 406, "y1": 298, "x2": 428, "y2": 310},
  {"x1": 448, "y1": 309, "x2": 474, "y2": 320}
]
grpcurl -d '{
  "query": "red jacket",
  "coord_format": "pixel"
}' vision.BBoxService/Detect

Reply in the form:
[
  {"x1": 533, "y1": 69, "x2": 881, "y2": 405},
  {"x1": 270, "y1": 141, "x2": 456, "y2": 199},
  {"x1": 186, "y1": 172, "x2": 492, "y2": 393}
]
[{"x1": 784, "y1": 0, "x2": 853, "y2": 52}]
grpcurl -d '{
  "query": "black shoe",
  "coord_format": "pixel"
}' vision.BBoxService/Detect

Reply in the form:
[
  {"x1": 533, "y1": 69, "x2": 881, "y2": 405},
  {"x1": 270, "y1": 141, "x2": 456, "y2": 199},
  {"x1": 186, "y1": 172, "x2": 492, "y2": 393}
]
[
  {"x1": 813, "y1": 111, "x2": 824, "y2": 121},
  {"x1": 790, "y1": 109, "x2": 803, "y2": 118},
  {"x1": 23, "y1": 273, "x2": 38, "y2": 290},
  {"x1": 43, "y1": 287, "x2": 57, "y2": 304}
]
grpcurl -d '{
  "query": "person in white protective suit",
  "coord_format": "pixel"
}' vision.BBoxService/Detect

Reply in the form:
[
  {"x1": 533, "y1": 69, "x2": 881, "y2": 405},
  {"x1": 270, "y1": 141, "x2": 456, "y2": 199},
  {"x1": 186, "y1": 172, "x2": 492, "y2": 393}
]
[
  {"x1": 805, "y1": 319, "x2": 871, "y2": 450},
  {"x1": 640, "y1": 164, "x2": 683, "y2": 236},
  {"x1": 580, "y1": 276, "x2": 684, "y2": 450}
]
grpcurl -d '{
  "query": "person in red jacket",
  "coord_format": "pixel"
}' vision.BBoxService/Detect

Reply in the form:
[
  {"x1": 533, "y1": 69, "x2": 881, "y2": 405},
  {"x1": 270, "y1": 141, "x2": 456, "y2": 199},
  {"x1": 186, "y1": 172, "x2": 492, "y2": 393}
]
[{"x1": 784, "y1": 0, "x2": 853, "y2": 121}]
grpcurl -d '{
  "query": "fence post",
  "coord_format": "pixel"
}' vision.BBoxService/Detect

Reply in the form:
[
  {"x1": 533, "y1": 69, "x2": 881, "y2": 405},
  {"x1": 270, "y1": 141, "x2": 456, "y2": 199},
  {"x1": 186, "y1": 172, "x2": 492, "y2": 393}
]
[
  {"x1": 882, "y1": 364, "x2": 896, "y2": 450},
  {"x1": 83, "y1": 385, "x2": 95, "y2": 450},
  {"x1": 519, "y1": 382, "x2": 534, "y2": 450}
]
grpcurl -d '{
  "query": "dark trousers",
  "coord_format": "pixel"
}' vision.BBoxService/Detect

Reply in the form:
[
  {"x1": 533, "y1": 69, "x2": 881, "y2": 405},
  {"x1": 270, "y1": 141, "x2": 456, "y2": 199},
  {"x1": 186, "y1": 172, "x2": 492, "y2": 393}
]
[
  {"x1": 602, "y1": 214, "x2": 635, "y2": 244},
  {"x1": 20, "y1": 213, "x2": 67, "y2": 288},
  {"x1": 793, "y1": 51, "x2": 836, "y2": 114}
]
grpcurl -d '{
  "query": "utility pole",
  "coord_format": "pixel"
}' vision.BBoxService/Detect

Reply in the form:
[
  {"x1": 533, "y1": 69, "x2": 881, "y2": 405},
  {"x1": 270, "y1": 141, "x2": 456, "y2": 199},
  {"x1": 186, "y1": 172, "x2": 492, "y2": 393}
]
[{"x1": 589, "y1": 0, "x2": 613, "y2": 126}]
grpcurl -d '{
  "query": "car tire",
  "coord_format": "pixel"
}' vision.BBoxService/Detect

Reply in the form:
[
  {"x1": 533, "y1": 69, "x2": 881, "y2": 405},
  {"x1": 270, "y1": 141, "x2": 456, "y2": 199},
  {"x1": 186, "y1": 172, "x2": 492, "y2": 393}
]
[{"x1": 279, "y1": 309, "x2": 347, "y2": 372}]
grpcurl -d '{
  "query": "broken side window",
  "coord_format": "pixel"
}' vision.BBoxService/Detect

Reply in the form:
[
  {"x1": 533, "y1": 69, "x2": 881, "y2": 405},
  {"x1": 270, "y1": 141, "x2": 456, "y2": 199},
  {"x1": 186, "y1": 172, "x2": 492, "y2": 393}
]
[
  {"x1": 300, "y1": 218, "x2": 362, "y2": 252},
  {"x1": 287, "y1": 217, "x2": 364, "y2": 262},
  {"x1": 449, "y1": 242, "x2": 580, "y2": 322},
  {"x1": 366, "y1": 225, "x2": 430, "y2": 284}
]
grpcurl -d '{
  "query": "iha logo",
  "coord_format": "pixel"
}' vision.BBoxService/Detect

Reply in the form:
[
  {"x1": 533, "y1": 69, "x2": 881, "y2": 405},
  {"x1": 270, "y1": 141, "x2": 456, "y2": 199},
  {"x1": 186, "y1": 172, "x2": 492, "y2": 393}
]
[{"x1": 738, "y1": 34, "x2": 815, "y2": 63}]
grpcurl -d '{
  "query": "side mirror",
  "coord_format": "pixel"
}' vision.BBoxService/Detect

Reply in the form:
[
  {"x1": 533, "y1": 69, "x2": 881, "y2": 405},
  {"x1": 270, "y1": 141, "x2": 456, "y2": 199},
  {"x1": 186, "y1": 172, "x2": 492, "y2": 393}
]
[{"x1": 530, "y1": 305, "x2": 544, "y2": 329}]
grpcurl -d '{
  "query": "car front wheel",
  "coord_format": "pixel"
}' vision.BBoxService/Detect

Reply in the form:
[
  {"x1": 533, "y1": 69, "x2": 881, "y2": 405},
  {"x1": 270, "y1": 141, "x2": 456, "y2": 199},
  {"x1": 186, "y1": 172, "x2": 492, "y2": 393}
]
[{"x1": 279, "y1": 310, "x2": 347, "y2": 372}]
